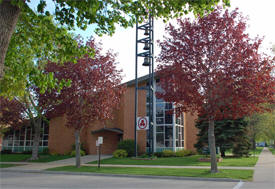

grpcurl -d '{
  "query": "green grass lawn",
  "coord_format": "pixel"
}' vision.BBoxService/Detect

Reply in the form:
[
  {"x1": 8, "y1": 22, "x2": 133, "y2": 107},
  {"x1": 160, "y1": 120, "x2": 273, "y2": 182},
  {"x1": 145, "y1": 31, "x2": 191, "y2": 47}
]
[
  {"x1": 250, "y1": 147, "x2": 264, "y2": 155},
  {"x1": 0, "y1": 154, "x2": 72, "y2": 162},
  {"x1": 0, "y1": 154, "x2": 31, "y2": 162},
  {"x1": 269, "y1": 148, "x2": 275, "y2": 155},
  {"x1": 89, "y1": 155, "x2": 258, "y2": 167},
  {"x1": 225, "y1": 147, "x2": 263, "y2": 156},
  {"x1": 0, "y1": 164, "x2": 22, "y2": 168},
  {"x1": 47, "y1": 166, "x2": 253, "y2": 181}
]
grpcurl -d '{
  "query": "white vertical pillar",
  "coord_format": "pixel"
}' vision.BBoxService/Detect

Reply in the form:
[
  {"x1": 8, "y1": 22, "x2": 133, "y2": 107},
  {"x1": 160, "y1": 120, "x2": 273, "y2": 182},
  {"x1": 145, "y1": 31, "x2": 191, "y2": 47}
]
[
  {"x1": 12, "y1": 130, "x2": 15, "y2": 152},
  {"x1": 24, "y1": 127, "x2": 27, "y2": 151},
  {"x1": 153, "y1": 79, "x2": 156, "y2": 152},
  {"x1": 172, "y1": 103, "x2": 176, "y2": 152}
]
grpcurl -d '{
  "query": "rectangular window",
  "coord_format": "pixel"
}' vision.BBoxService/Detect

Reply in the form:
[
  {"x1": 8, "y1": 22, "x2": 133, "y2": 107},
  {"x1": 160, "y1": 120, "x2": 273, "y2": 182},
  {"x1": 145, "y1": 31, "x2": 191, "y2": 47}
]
[
  {"x1": 8, "y1": 140, "x2": 13, "y2": 146},
  {"x1": 165, "y1": 113, "x2": 173, "y2": 124},
  {"x1": 156, "y1": 103, "x2": 164, "y2": 117},
  {"x1": 165, "y1": 140, "x2": 173, "y2": 147},
  {"x1": 26, "y1": 141, "x2": 31, "y2": 146},
  {"x1": 19, "y1": 141, "x2": 24, "y2": 146},
  {"x1": 43, "y1": 135, "x2": 48, "y2": 140},
  {"x1": 156, "y1": 118, "x2": 164, "y2": 124},
  {"x1": 14, "y1": 140, "x2": 19, "y2": 146},
  {"x1": 156, "y1": 133, "x2": 164, "y2": 147},
  {"x1": 156, "y1": 126, "x2": 164, "y2": 132},
  {"x1": 176, "y1": 126, "x2": 179, "y2": 139},
  {"x1": 43, "y1": 141, "x2": 48, "y2": 146},
  {"x1": 181, "y1": 127, "x2": 184, "y2": 138},
  {"x1": 165, "y1": 103, "x2": 172, "y2": 110},
  {"x1": 165, "y1": 126, "x2": 173, "y2": 140}
]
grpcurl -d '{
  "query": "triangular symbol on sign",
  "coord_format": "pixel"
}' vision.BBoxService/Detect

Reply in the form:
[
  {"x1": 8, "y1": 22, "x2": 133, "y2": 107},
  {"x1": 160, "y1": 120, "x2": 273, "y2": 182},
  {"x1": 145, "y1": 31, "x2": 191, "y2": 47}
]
[{"x1": 140, "y1": 120, "x2": 145, "y2": 127}]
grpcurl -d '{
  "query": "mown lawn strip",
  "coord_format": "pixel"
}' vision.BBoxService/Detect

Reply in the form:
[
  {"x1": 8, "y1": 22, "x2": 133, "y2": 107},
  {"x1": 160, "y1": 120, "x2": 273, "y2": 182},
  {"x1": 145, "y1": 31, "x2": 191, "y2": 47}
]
[
  {"x1": 47, "y1": 166, "x2": 253, "y2": 181},
  {"x1": 0, "y1": 154, "x2": 72, "y2": 162},
  {"x1": 89, "y1": 155, "x2": 258, "y2": 167}
]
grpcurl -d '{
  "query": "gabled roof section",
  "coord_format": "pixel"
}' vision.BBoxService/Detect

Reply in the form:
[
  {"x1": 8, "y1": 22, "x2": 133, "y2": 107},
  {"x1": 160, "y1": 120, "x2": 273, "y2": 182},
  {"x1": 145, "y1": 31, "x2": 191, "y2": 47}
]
[{"x1": 123, "y1": 73, "x2": 159, "y2": 87}]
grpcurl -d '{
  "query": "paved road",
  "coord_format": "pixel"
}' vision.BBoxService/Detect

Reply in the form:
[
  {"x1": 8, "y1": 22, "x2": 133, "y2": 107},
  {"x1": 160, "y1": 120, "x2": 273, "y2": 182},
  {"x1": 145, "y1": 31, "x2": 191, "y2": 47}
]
[
  {"x1": 0, "y1": 172, "x2": 240, "y2": 189},
  {"x1": 1, "y1": 148, "x2": 274, "y2": 189}
]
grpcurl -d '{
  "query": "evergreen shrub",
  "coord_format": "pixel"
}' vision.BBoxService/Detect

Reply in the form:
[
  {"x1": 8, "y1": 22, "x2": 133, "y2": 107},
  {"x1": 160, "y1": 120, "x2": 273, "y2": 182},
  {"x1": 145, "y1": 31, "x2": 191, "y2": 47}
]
[
  {"x1": 162, "y1": 150, "x2": 174, "y2": 157},
  {"x1": 113, "y1": 149, "x2": 128, "y2": 158},
  {"x1": 175, "y1": 149, "x2": 195, "y2": 157},
  {"x1": 117, "y1": 139, "x2": 138, "y2": 157},
  {"x1": 70, "y1": 150, "x2": 85, "y2": 156}
]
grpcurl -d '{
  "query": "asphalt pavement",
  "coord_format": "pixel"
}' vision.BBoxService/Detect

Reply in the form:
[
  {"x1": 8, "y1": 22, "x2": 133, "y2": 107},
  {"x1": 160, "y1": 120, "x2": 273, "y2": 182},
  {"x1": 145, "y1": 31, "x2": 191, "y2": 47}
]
[
  {"x1": 0, "y1": 171, "x2": 240, "y2": 189},
  {"x1": 0, "y1": 148, "x2": 274, "y2": 189}
]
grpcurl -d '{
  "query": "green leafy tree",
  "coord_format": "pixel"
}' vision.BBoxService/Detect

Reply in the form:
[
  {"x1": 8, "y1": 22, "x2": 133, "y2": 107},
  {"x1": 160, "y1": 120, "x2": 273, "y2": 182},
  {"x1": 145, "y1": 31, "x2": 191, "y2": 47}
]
[
  {"x1": 0, "y1": 90, "x2": 50, "y2": 160},
  {"x1": 248, "y1": 104, "x2": 275, "y2": 146},
  {"x1": 195, "y1": 117, "x2": 249, "y2": 157},
  {"x1": 245, "y1": 114, "x2": 262, "y2": 150},
  {"x1": 0, "y1": 0, "x2": 230, "y2": 81},
  {"x1": 0, "y1": 9, "x2": 88, "y2": 97},
  {"x1": 232, "y1": 131, "x2": 251, "y2": 157}
]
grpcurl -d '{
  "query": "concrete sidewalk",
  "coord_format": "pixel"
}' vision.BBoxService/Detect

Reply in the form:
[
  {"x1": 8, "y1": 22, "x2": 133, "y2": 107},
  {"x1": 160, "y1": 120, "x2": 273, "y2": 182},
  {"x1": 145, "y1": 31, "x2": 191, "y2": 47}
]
[
  {"x1": 241, "y1": 147, "x2": 275, "y2": 189},
  {"x1": 1, "y1": 154, "x2": 256, "y2": 171},
  {"x1": 1, "y1": 155, "x2": 112, "y2": 171}
]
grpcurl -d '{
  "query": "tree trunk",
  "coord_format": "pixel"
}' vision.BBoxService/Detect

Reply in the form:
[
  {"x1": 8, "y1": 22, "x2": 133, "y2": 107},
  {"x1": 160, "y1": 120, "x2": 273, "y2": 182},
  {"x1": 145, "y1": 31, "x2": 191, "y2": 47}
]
[
  {"x1": 75, "y1": 130, "x2": 81, "y2": 168},
  {"x1": 31, "y1": 117, "x2": 41, "y2": 160},
  {"x1": 0, "y1": 0, "x2": 21, "y2": 79},
  {"x1": 208, "y1": 118, "x2": 218, "y2": 173}
]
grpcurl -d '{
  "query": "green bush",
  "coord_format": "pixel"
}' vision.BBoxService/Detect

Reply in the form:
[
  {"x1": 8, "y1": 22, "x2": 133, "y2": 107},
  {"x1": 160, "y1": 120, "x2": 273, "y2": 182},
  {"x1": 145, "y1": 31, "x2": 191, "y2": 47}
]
[
  {"x1": 50, "y1": 152, "x2": 59, "y2": 156},
  {"x1": 72, "y1": 143, "x2": 87, "y2": 154},
  {"x1": 117, "y1": 139, "x2": 138, "y2": 157},
  {"x1": 113, "y1": 149, "x2": 128, "y2": 158},
  {"x1": 138, "y1": 153, "x2": 157, "y2": 159},
  {"x1": 154, "y1": 152, "x2": 164, "y2": 157},
  {"x1": 175, "y1": 149, "x2": 195, "y2": 157},
  {"x1": 162, "y1": 150, "x2": 175, "y2": 157},
  {"x1": 70, "y1": 150, "x2": 86, "y2": 157}
]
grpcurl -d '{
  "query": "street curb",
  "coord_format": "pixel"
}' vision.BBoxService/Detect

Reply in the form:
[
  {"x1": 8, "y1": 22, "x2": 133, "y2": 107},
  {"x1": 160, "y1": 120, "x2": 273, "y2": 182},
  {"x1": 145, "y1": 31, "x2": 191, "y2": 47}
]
[
  {"x1": 83, "y1": 164, "x2": 255, "y2": 170},
  {"x1": 2, "y1": 169, "x2": 242, "y2": 182}
]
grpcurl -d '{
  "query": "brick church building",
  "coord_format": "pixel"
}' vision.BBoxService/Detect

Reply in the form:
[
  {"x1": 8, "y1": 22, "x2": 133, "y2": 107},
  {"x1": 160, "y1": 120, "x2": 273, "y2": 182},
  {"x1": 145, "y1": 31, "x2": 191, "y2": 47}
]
[{"x1": 1, "y1": 75, "x2": 198, "y2": 155}]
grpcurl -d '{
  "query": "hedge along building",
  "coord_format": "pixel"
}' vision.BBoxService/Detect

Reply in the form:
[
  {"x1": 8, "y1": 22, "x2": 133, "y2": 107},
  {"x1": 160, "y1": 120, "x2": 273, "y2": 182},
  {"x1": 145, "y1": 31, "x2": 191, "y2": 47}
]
[
  {"x1": 1, "y1": 75, "x2": 198, "y2": 154},
  {"x1": 48, "y1": 74, "x2": 198, "y2": 155}
]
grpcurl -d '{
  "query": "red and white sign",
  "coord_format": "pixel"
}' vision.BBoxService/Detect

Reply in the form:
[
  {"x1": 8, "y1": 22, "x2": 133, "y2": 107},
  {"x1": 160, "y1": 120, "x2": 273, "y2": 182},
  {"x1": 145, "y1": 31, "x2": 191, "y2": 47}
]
[{"x1": 137, "y1": 117, "x2": 149, "y2": 130}]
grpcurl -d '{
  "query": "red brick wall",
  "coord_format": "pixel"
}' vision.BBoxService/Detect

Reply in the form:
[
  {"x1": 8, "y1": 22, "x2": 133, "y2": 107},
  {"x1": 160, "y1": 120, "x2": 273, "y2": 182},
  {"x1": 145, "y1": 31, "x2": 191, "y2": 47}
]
[
  {"x1": 184, "y1": 112, "x2": 198, "y2": 151},
  {"x1": 121, "y1": 84, "x2": 147, "y2": 153},
  {"x1": 48, "y1": 82, "x2": 198, "y2": 155},
  {"x1": 87, "y1": 131, "x2": 121, "y2": 155},
  {"x1": 48, "y1": 115, "x2": 75, "y2": 155}
]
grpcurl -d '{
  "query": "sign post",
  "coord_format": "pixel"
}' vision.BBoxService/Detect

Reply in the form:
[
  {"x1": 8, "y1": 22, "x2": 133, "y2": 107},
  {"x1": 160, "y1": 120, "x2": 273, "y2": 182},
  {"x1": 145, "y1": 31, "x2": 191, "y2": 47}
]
[{"x1": 96, "y1": 136, "x2": 103, "y2": 168}]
